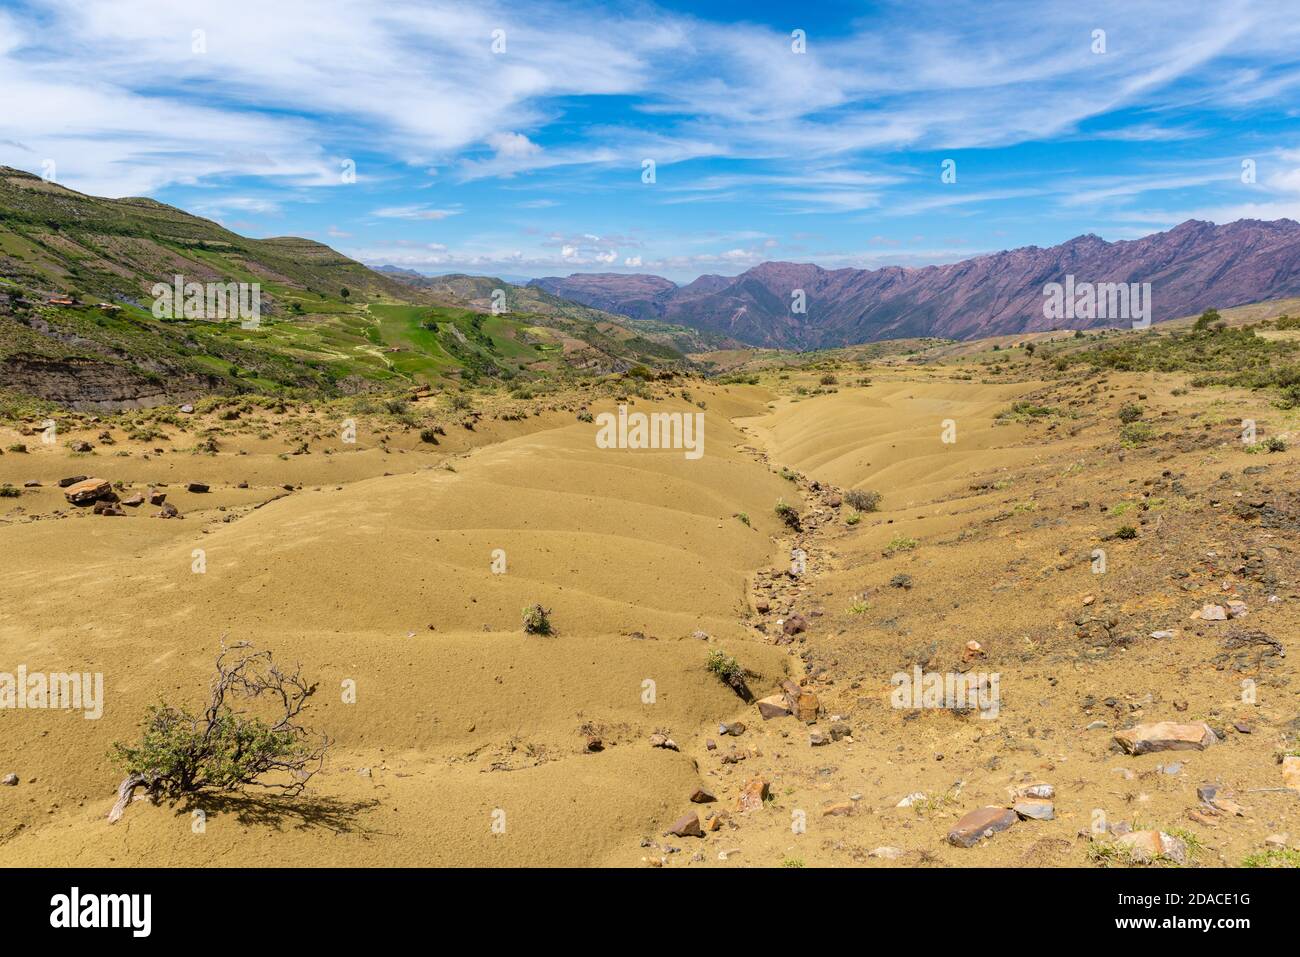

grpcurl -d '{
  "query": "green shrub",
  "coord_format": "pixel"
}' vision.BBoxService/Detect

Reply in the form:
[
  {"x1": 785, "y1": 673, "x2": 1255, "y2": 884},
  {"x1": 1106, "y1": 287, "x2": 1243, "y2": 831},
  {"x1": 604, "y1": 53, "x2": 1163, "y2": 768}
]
[
  {"x1": 1117, "y1": 403, "x2": 1143, "y2": 423},
  {"x1": 774, "y1": 499, "x2": 801, "y2": 530},
  {"x1": 110, "y1": 642, "x2": 326, "y2": 808},
  {"x1": 522, "y1": 603, "x2": 552, "y2": 635},
  {"x1": 844, "y1": 488, "x2": 881, "y2": 512}
]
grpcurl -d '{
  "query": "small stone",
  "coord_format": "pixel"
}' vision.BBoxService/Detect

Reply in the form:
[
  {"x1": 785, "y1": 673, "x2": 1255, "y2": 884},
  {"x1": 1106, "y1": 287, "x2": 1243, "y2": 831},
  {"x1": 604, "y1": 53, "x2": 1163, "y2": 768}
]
[
  {"x1": 1085, "y1": 720, "x2": 1108, "y2": 731},
  {"x1": 1265, "y1": 834, "x2": 1289, "y2": 848},
  {"x1": 1198, "y1": 604, "x2": 1228, "y2": 621},
  {"x1": 584, "y1": 736, "x2": 603, "y2": 753},
  {"x1": 809, "y1": 730, "x2": 829, "y2": 747},
  {"x1": 155, "y1": 502, "x2": 180, "y2": 519},
  {"x1": 1282, "y1": 755, "x2": 1300, "y2": 792},
  {"x1": 1014, "y1": 782, "x2": 1055, "y2": 799},
  {"x1": 58, "y1": 475, "x2": 88, "y2": 488},
  {"x1": 1118, "y1": 830, "x2": 1186, "y2": 864},
  {"x1": 689, "y1": 788, "x2": 716, "y2": 804},
  {"x1": 948, "y1": 807, "x2": 1017, "y2": 847},
  {"x1": 757, "y1": 694, "x2": 792, "y2": 719},
  {"x1": 1150, "y1": 630, "x2": 1175, "y2": 640},
  {"x1": 718, "y1": 722, "x2": 745, "y2": 736},
  {"x1": 1114, "y1": 721, "x2": 1216, "y2": 754},
  {"x1": 736, "y1": 776, "x2": 770, "y2": 812},
  {"x1": 869, "y1": 846, "x2": 902, "y2": 859},
  {"x1": 120, "y1": 492, "x2": 144, "y2": 507},
  {"x1": 1, "y1": 773, "x2": 17, "y2": 786},
  {"x1": 1013, "y1": 800, "x2": 1055, "y2": 821},
  {"x1": 667, "y1": 813, "x2": 702, "y2": 838},
  {"x1": 1227, "y1": 600, "x2": 1248, "y2": 619},
  {"x1": 829, "y1": 721, "x2": 851, "y2": 741},
  {"x1": 822, "y1": 801, "x2": 854, "y2": 817},
  {"x1": 187, "y1": 482, "x2": 210, "y2": 493},
  {"x1": 782, "y1": 613, "x2": 808, "y2": 636},
  {"x1": 896, "y1": 792, "x2": 925, "y2": 808}
]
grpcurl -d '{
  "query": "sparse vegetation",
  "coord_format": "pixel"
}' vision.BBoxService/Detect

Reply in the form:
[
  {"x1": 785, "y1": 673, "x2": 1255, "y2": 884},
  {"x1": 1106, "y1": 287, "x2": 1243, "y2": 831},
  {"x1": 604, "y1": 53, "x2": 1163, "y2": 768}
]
[
  {"x1": 844, "y1": 488, "x2": 881, "y2": 512},
  {"x1": 884, "y1": 535, "x2": 918, "y2": 554},
  {"x1": 109, "y1": 641, "x2": 327, "y2": 818},
  {"x1": 774, "y1": 499, "x2": 802, "y2": 530},
  {"x1": 522, "y1": 603, "x2": 553, "y2": 635}
]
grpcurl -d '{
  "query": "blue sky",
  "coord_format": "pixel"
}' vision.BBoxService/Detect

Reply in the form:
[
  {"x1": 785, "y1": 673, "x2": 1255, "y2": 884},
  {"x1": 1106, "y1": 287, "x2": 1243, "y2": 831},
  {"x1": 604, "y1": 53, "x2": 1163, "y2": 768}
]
[{"x1": 2, "y1": 0, "x2": 1299, "y2": 282}]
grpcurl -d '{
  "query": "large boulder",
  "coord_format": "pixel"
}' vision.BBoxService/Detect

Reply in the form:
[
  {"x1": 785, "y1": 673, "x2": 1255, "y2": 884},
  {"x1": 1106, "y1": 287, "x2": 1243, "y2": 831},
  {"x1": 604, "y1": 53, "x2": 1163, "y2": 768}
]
[{"x1": 63, "y1": 478, "x2": 110, "y2": 504}]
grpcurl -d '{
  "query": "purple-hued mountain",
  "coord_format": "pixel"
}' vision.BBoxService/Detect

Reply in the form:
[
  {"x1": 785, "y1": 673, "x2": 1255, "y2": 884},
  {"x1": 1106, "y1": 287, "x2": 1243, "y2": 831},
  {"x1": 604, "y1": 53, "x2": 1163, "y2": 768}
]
[{"x1": 530, "y1": 219, "x2": 1300, "y2": 349}]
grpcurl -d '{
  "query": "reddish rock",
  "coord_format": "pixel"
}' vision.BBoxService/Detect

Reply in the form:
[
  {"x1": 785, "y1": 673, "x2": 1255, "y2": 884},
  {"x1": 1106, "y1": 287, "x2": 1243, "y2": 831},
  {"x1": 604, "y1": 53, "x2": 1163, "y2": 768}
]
[
  {"x1": 667, "y1": 813, "x2": 702, "y2": 838},
  {"x1": 689, "y1": 788, "x2": 716, "y2": 803},
  {"x1": 736, "y1": 776, "x2": 770, "y2": 812},
  {"x1": 1114, "y1": 721, "x2": 1216, "y2": 754},
  {"x1": 120, "y1": 492, "x2": 144, "y2": 507},
  {"x1": 64, "y1": 478, "x2": 111, "y2": 504},
  {"x1": 947, "y1": 807, "x2": 1017, "y2": 847},
  {"x1": 57, "y1": 475, "x2": 87, "y2": 488},
  {"x1": 148, "y1": 488, "x2": 166, "y2": 506},
  {"x1": 757, "y1": 695, "x2": 792, "y2": 719},
  {"x1": 1282, "y1": 755, "x2": 1300, "y2": 792},
  {"x1": 186, "y1": 482, "x2": 210, "y2": 493},
  {"x1": 782, "y1": 613, "x2": 808, "y2": 636}
]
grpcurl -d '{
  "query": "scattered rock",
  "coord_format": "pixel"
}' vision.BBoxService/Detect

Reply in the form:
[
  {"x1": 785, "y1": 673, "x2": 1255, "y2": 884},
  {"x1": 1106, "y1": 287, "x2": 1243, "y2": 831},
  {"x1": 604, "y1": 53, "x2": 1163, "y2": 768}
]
[
  {"x1": 736, "y1": 776, "x2": 770, "y2": 812},
  {"x1": 1, "y1": 773, "x2": 17, "y2": 786},
  {"x1": 155, "y1": 502, "x2": 180, "y2": 519},
  {"x1": 584, "y1": 736, "x2": 603, "y2": 753},
  {"x1": 868, "y1": 846, "x2": 902, "y2": 860},
  {"x1": 120, "y1": 492, "x2": 144, "y2": 507},
  {"x1": 1013, "y1": 782, "x2": 1055, "y2": 799},
  {"x1": 186, "y1": 482, "x2": 210, "y2": 493},
  {"x1": 1117, "y1": 830, "x2": 1187, "y2": 864},
  {"x1": 1013, "y1": 800, "x2": 1055, "y2": 821},
  {"x1": 1114, "y1": 721, "x2": 1216, "y2": 754},
  {"x1": 667, "y1": 813, "x2": 702, "y2": 838},
  {"x1": 948, "y1": 807, "x2": 1017, "y2": 847},
  {"x1": 649, "y1": 734, "x2": 679, "y2": 751},
  {"x1": 1281, "y1": 755, "x2": 1300, "y2": 792},
  {"x1": 809, "y1": 730, "x2": 829, "y2": 747},
  {"x1": 718, "y1": 722, "x2": 745, "y2": 737},
  {"x1": 821, "y1": 800, "x2": 854, "y2": 817},
  {"x1": 829, "y1": 721, "x2": 851, "y2": 741},
  {"x1": 689, "y1": 788, "x2": 716, "y2": 804},
  {"x1": 63, "y1": 478, "x2": 111, "y2": 504},
  {"x1": 1197, "y1": 604, "x2": 1228, "y2": 621},
  {"x1": 782, "y1": 613, "x2": 809, "y2": 636},
  {"x1": 757, "y1": 694, "x2": 792, "y2": 719},
  {"x1": 57, "y1": 475, "x2": 87, "y2": 488}
]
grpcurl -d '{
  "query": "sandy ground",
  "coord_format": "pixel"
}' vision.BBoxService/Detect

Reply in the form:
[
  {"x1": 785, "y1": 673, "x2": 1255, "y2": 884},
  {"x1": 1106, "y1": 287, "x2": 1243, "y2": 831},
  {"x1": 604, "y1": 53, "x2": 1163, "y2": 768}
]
[{"x1": 1, "y1": 365, "x2": 1297, "y2": 867}]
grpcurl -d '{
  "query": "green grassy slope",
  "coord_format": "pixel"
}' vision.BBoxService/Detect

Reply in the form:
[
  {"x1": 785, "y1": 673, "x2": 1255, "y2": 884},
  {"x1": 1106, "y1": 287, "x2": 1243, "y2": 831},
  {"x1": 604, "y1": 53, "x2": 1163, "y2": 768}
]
[{"x1": 0, "y1": 167, "x2": 694, "y2": 408}]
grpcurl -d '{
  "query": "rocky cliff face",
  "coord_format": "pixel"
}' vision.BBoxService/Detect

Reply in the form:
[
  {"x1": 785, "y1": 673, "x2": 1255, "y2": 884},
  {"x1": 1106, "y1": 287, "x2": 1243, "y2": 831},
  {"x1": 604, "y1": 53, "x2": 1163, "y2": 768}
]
[
  {"x1": 0, "y1": 355, "x2": 224, "y2": 411},
  {"x1": 531, "y1": 219, "x2": 1300, "y2": 348}
]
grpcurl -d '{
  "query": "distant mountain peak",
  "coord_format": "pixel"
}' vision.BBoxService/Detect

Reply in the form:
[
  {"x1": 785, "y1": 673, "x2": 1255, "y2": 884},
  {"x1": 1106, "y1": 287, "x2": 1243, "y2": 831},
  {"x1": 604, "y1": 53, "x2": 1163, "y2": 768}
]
[{"x1": 530, "y1": 219, "x2": 1300, "y2": 348}]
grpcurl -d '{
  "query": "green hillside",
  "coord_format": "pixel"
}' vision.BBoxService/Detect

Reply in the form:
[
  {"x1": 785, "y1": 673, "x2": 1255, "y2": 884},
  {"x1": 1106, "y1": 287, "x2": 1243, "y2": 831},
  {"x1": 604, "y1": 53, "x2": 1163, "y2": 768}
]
[{"x1": 0, "y1": 167, "x2": 693, "y2": 409}]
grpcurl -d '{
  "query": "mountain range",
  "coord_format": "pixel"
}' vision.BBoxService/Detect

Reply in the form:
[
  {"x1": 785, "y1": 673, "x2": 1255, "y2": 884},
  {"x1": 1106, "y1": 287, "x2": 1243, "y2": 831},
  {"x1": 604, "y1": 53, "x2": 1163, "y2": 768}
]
[{"x1": 530, "y1": 219, "x2": 1300, "y2": 349}]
